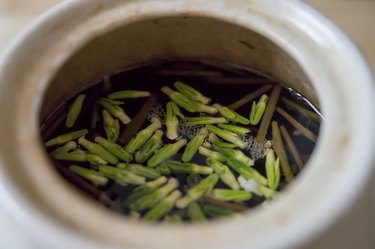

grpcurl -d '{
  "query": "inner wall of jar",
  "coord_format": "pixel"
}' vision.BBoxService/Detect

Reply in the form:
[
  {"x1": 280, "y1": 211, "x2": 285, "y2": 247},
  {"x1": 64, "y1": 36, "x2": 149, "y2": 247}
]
[{"x1": 41, "y1": 16, "x2": 317, "y2": 120}]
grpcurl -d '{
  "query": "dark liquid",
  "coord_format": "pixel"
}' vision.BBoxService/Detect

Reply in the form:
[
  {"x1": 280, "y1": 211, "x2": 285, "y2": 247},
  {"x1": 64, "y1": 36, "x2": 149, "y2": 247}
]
[{"x1": 41, "y1": 61, "x2": 321, "y2": 220}]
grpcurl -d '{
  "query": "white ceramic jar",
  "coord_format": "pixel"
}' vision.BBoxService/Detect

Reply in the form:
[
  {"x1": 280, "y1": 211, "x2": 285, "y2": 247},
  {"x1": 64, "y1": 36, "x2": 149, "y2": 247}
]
[{"x1": 0, "y1": 1, "x2": 374, "y2": 249}]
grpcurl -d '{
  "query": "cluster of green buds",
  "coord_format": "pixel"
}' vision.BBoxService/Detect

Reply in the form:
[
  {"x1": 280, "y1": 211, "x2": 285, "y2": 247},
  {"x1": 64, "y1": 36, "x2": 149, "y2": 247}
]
[{"x1": 45, "y1": 78, "x2": 290, "y2": 223}]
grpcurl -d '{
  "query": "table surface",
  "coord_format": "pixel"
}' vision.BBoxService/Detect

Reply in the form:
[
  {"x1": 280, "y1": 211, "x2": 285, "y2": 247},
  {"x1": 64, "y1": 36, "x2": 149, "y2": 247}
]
[{"x1": 0, "y1": 0, "x2": 374, "y2": 248}]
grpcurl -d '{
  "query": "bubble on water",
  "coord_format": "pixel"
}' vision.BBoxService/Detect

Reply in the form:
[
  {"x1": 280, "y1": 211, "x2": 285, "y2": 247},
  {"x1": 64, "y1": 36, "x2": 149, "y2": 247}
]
[
  {"x1": 249, "y1": 140, "x2": 272, "y2": 161},
  {"x1": 147, "y1": 103, "x2": 166, "y2": 122},
  {"x1": 178, "y1": 122, "x2": 204, "y2": 139},
  {"x1": 239, "y1": 133, "x2": 271, "y2": 161},
  {"x1": 186, "y1": 175, "x2": 202, "y2": 188}
]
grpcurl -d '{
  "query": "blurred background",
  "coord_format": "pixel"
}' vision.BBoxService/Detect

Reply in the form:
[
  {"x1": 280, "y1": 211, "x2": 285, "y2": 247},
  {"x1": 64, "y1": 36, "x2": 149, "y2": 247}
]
[{"x1": 0, "y1": 0, "x2": 374, "y2": 248}]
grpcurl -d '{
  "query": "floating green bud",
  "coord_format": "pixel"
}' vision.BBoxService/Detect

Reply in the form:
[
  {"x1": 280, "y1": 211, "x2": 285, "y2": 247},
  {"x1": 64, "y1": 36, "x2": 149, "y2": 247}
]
[
  {"x1": 53, "y1": 149, "x2": 107, "y2": 165},
  {"x1": 69, "y1": 165, "x2": 108, "y2": 186},
  {"x1": 156, "y1": 164, "x2": 172, "y2": 175},
  {"x1": 95, "y1": 136, "x2": 132, "y2": 162},
  {"x1": 249, "y1": 94, "x2": 269, "y2": 125},
  {"x1": 143, "y1": 190, "x2": 182, "y2": 221},
  {"x1": 182, "y1": 128, "x2": 208, "y2": 162},
  {"x1": 100, "y1": 98, "x2": 124, "y2": 106},
  {"x1": 78, "y1": 136, "x2": 118, "y2": 164},
  {"x1": 265, "y1": 149, "x2": 281, "y2": 190},
  {"x1": 186, "y1": 117, "x2": 228, "y2": 125},
  {"x1": 213, "y1": 141, "x2": 238, "y2": 149},
  {"x1": 198, "y1": 147, "x2": 227, "y2": 162},
  {"x1": 212, "y1": 103, "x2": 236, "y2": 119},
  {"x1": 210, "y1": 189, "x2": 252, "y2": 202},
  {"x1": 85, "y1": 154, "x2": 108, "y2": 165},
  {"x1": 231, "y1": 113, "x2": 251, "y2": 125},
  {"x1": 125, "y1": 118, "x2": 162, "y2": 153},
  {"x1": 52, "y1": 149, "x2": 86, "y2": 162},
  {"x1": 213, "y1": 104, "x2": 250, "y2": 124},
  {"x1": 65, "y1": 94, "x2": 86, "y2": 128},
  {"x1": 99, "y1": 98, "x2": 131, "y2": 124},
  {"x1": 130, "y1": 178, "x2": 179, "y2": 211},
  {"x1": 176, "y1": 174, "x2": 219, "y2": 208},
  {"x1": 147, "y1": 139, "x2": 187, "y2": 167},
  {"x1": 102, "y1": 110, "x2": 120, "y2": 142},
  {"x1": 213, "y1": 146, "x2": 254, "y2": 166},
  {"x1": 206, "y1": 158, "x2": 239, "y2": 190},
  {"x1": 174, "y1": 81, "x2": 211, "y2": 104},
  {"x1": 161, "y1": 86, "x2": 197, "y2": 112},
  {"x1": 166, "y1": 102, "x2": 179, "y2": 140},
  {"x1": 170, "y1": 102, "x2": 185, "y2": 119},
  {"x1": 108, "y1": 90, "x2": 151, "y2": 100},
  {"x1": 50, "y1": 141, "x2": 77, "y2": 156},
  {"x1": 119, "y1": 163, "x2": 161, "y2": 179},
  {"x1": 99, "y1": 165, "x2": 145, "y2": 185},
  {"x1": 206, "y1": 125, "x2": 247, "y2": 149},
  {"x1": 187, "y1": 202, "x2": 206, "y2": 222},
  {"x1": 227, "y1": 158, "x2": 267, "y2": 184},
  {"x1": 218, "y1": 124, "x2": 250, "y2": 135},
  {"x1": 208, "y1": 133, "x2": 220, "y2": 144},
  {"x1": 194, "y1": 102, "x2": 218, "y2": 114},
  {"x1": 135, "y1": 130, "x2": 163, "y2": 163},
  {"x1": 238, "y1": 176, "x2": 278, "y2": 199},
  {"x1": 123, "y1": 176, "x2": 167, "y2": 207},
  {"x1": 202, "y1": 142, "x2": 212, "y2": 149},
  {"x1": 166, "y1": 161, "x2": 213, "y2": 175},
  {"x1": 45, "y1": 129, "x2": 88, "y2": 147},
  {"x1": 203, "y1": 205, "x2": 237, "y2": 218}
]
